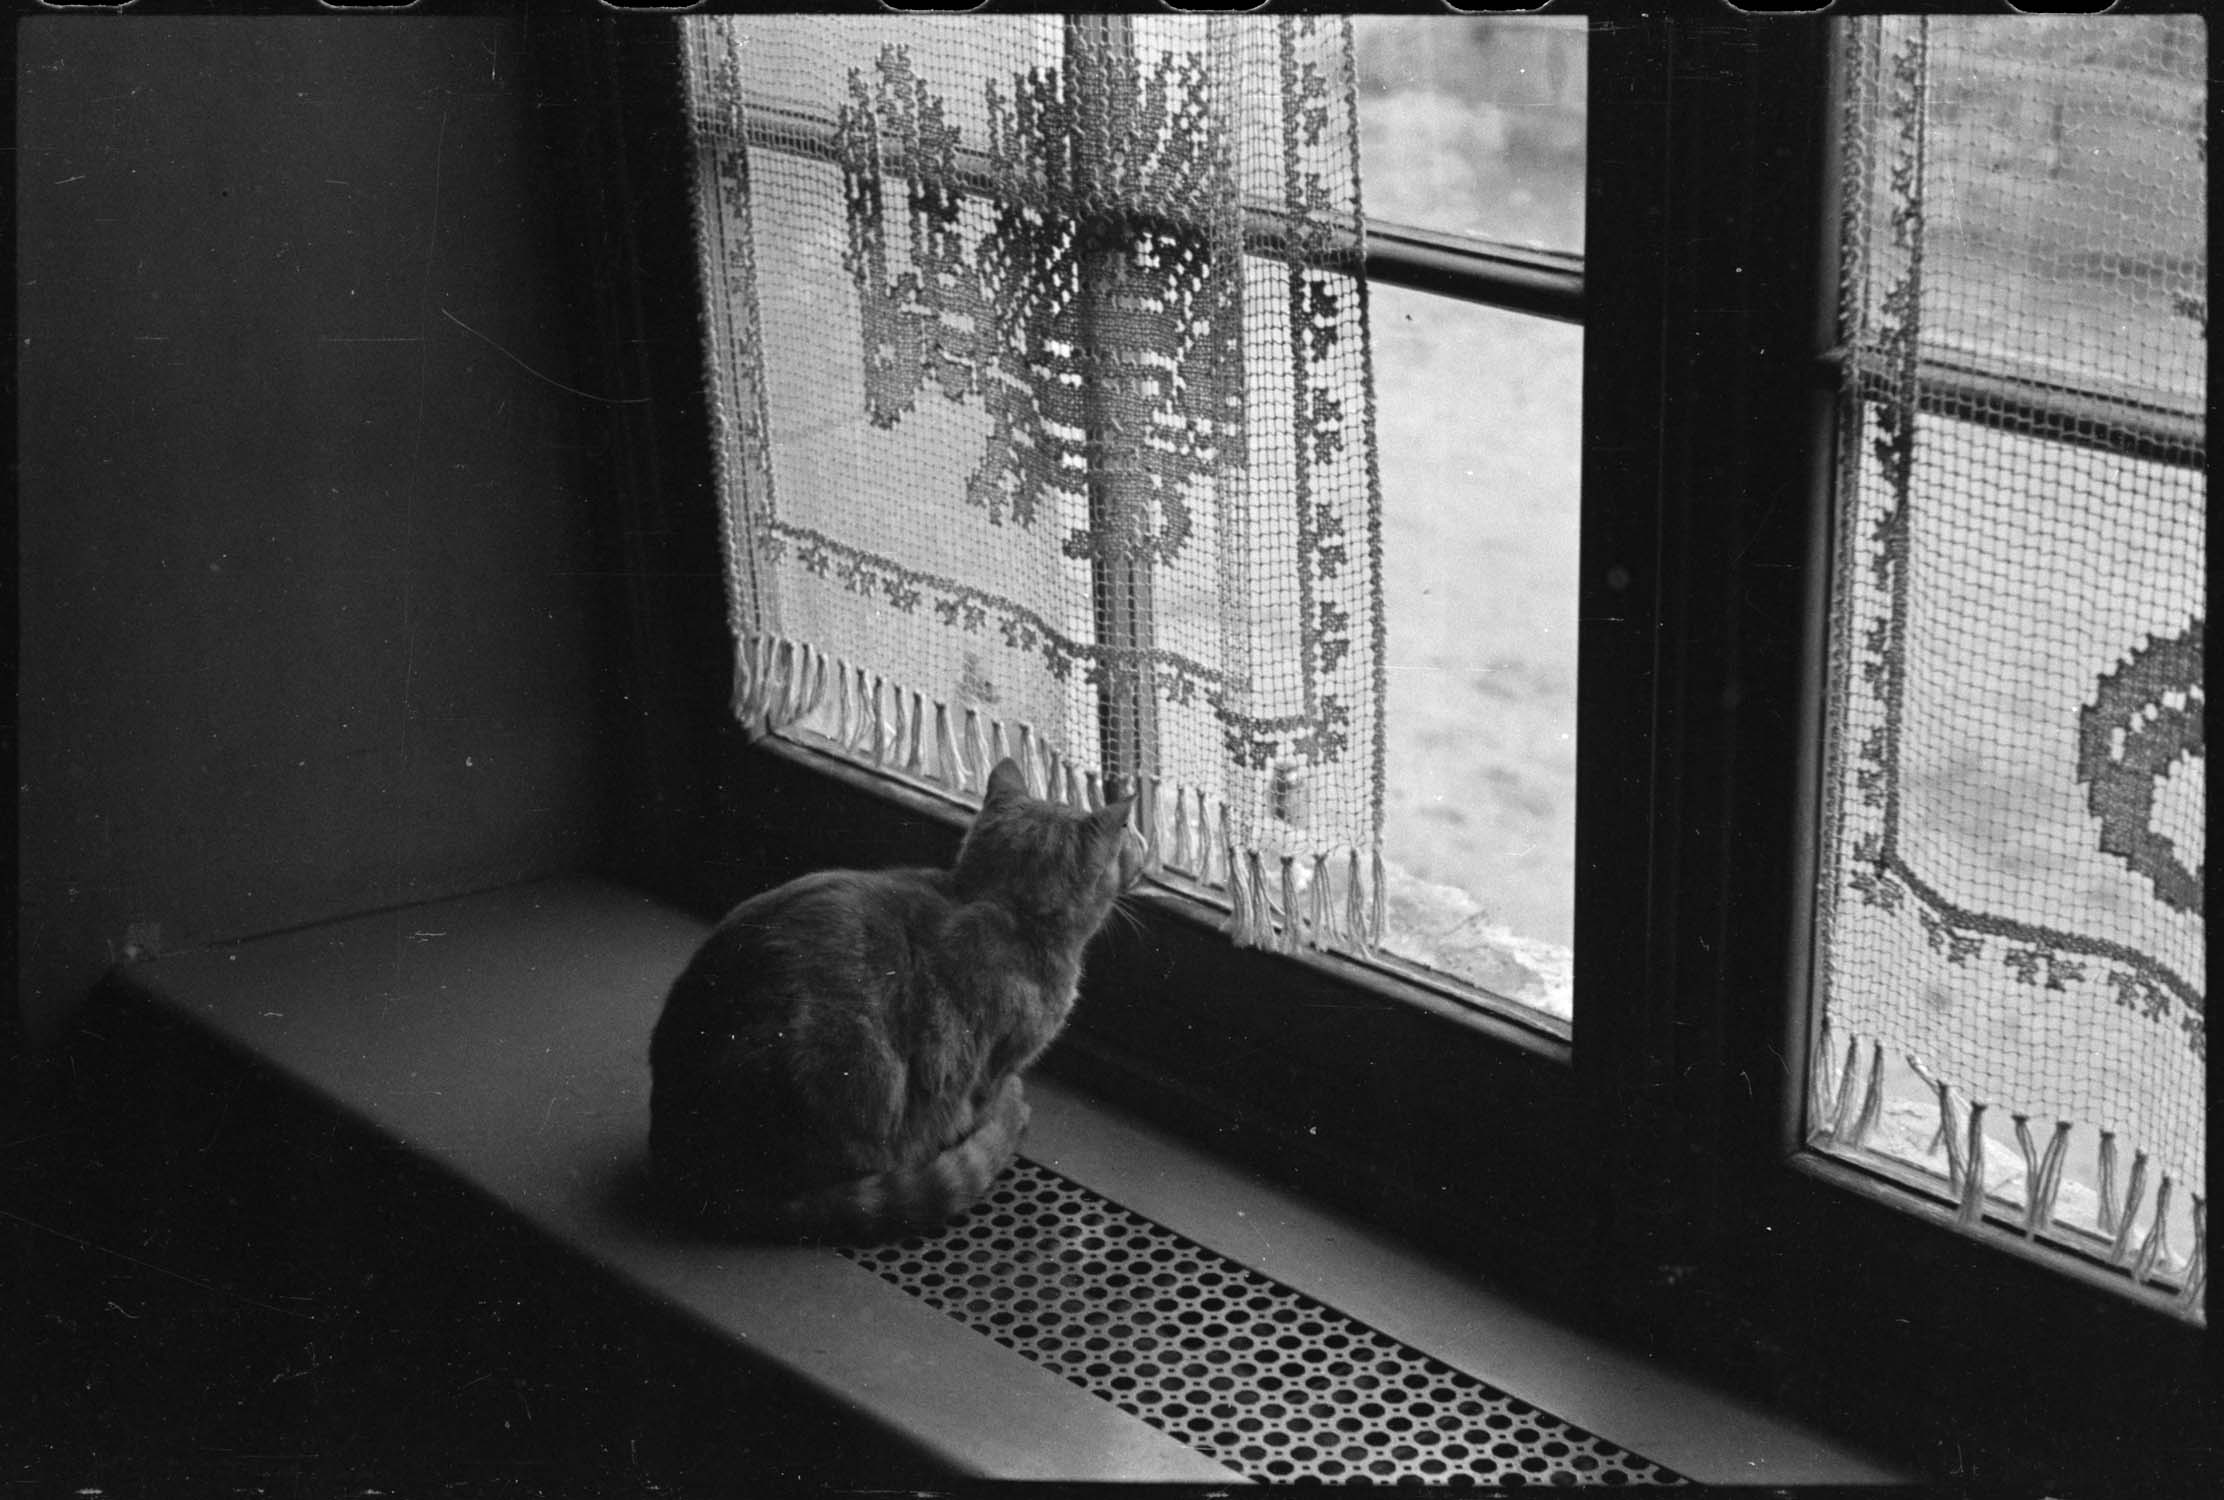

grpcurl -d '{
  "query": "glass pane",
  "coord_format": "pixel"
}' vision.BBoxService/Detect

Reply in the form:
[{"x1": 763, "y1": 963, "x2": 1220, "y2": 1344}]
[
  {"x1": 1353, "y1": 15, "x2": 1586, "y2": 252},
  {"x1": 1813, "y1": 16, "x2": 2205, "y2": 1319},
  {"x1": 1372, "y1": 286, "x2": 1580, "y2": 1021}
]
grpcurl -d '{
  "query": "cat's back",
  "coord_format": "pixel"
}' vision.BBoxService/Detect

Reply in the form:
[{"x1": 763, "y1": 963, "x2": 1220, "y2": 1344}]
[
  {"x1": 652, "y1": 867, "x2": 950, "y2": 1053},
  {"x1": 702, "y1": 864, "x2": 952, "y2": 962}
]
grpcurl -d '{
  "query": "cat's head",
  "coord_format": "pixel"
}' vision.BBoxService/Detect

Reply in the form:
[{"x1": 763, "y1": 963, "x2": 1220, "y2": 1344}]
[{"x1": 954, "y1": 758, "x2": 1144, "y2": 935}]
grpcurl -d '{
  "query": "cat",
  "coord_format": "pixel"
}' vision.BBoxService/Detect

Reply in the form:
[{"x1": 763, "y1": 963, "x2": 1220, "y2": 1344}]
[{"x1": 648, "y1": 757, "x2": 1143, "y2": 1243}]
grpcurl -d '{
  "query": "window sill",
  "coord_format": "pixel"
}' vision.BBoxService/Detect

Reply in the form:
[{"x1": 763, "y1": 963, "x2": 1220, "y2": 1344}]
[{"x1": 101, "y1": 875, "x2": 1906, "y2": 1486}]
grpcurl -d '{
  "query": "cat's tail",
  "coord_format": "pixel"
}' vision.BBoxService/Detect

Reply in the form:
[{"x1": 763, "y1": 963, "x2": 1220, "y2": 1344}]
[{"x1": 676, "y1": 1078, "x2": 1031, "y2": 1245}]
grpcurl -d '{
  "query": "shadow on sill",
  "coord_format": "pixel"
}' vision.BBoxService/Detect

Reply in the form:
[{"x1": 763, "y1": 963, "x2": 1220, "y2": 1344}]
[{"x1": 3, "y1": 987, "x2": 932, "y2": 1492}]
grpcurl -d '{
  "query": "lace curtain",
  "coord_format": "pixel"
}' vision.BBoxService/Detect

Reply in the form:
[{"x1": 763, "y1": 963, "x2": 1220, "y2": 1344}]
[
  {"x1": 1815, "y1": 16, "x2": 2205, "y2": 1315},
  {"x1": 681, "y1": 15, "x2": 1385, "y2": 956}
]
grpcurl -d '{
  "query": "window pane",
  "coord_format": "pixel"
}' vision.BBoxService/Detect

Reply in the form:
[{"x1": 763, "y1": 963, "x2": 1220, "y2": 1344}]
[
  {"x1": 1372, "y1": 286, "x2": 1580, "y2": 1020},
  {"x1": 1353, "y1": 15, "x2": 1586, "y2": 253},
  {"x1": 1812, "y1": 16, "x2": 2205, "y2": 1318}
]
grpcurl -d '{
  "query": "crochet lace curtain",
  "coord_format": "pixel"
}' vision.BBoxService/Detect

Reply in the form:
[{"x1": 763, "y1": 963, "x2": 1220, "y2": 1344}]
[
  {"x1": 1815, "y1": 16, "x2": 2205, "y2": 1314},
  {"x1": 682, "y1": 15, "x2": 1386, "y2": 955}
]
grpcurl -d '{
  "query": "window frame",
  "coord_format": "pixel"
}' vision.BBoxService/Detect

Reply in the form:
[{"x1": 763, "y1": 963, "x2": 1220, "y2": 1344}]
[
  {"x1": 1575, "y1": 17, "x2": 2214, "y2": 1493},
  {"x1": 543, "y1": 14, "x2": 2217, "y2": 1492}
]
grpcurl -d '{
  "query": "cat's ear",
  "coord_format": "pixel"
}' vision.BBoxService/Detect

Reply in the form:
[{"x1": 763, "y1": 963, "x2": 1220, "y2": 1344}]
[
  {"x1": 983, "y1": 757, "x2": 1028, "y2": 805},
  {"x1": 1092, "y1": 796, "x2": 1137, "y2": 841}
]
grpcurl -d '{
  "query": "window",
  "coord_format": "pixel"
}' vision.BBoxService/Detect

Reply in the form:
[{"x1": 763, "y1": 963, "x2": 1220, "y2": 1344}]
[
  {"x1": 1356, "y1": 17, "x2": 1585, "y2": 1023},
  {"x1": 1806, "y1": 16, "x2": 2206, "y2": 1318},
  {"x1": 580, "y1": 12, "x2": 2209, "y2": 1488},
  {"x1": 681, "y1": 14, "x2": 1587, "y2": 1033}
]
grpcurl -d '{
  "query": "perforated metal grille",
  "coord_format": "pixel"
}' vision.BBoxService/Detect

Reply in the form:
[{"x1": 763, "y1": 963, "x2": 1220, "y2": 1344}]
[{"x1": 839, "y1": 1161, "x2": 1686, "y2": 1485}]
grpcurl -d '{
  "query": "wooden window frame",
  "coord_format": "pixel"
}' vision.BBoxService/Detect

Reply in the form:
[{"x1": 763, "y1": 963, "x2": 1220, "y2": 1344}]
[{"x1": 536, "y1": 14, "x2": 2218, "y2": 1492}]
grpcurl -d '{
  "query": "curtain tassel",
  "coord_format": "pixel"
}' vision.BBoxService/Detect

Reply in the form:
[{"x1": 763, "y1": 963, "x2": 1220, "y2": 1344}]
[
  {"x1": 2133, "y1": 1175, "x2": 2175, "y2": 1285},
  {"x1": 738, "y1": 634, "x2": 775, "y2": 735},
  {"x1": 730, "y1": 641, "x2": 754, "y2": 734},
  {"x1": 749, "y1": 636, "x2": 771, "y2": 730},
  {"x1": 1905, "y1": 1055, "x2": 1950, "y2": 1167},
  {"x1": 1223, "y1": 807, "x2": 1251, "y2": 947},
  {"x1": 1279, "y1": 854, "x2": 1300, "y2": 956},
  {"x1": 2109, "y1": 1151, "x2": 2150, "y2": 1266},
  {"x1": 1345, "y1": 849, "x2": 1367, "y2": 959},
  {"x1": 962, "y1": 708, "x2": 986, "y2": 793},
  {"x1": 1955, "y1": 1102, "x2": 1989, "y2": 1229},
  {"x1": 956, "y1": 707, "x2": 983, "y2": 787},
  {"x1": 1247, "y1": 850, "x2": 1274, "y2": 952},
  {"x1": 764, "y1": 638, "x2": 791, "y2": 728},
  {"x1": 2178, "y1": 1198, "x2": 2206, "y2": 1315},
  {"x1": 934, "y1": 701, "x2": 961, "y2": 791},
  {"x1": 902, "y1": 690, "x2": 926, "y2": 777},
  {"x1": 1139, "y1": 777, "x2": 1163, "y2": 870},
  {"x1": 774, "y1": 640, "x2": 802, "y2": 728},
  {"x1": 2098, "y1": 1132, "x2": 2121, "y2": 1237},
  {"x1": 1369, "y1": 848, "x2": 1386, "y2": 953},
  {"x1": 1937, "y1": 1079, "x2": 1965, "y2": 1194},
  {"x1": 2013, "y1": 1116, "x2": 2072, "y2": 1235},
  {"x1": 1849, "y1": 1042, "x2": 1885, "y2": 1152},
  {"x1": 1309, "y1": 852, "x2": 1332, "y2": 951},
  {"x1": 783, "y1": 642, "x2": 824, "y2": 730},
  {"x1": 1828, "y1": 1036, "x2": 1865, "y2": 1145},
  {"x1": 2131, "y1": 1174, "x2": 2174, "y2": 1284}
]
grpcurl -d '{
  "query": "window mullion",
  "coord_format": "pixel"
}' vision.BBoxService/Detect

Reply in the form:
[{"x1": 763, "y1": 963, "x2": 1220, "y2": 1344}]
[{"x1": 1579, "y1": 2, "x2": 1839, "y2": 1314}]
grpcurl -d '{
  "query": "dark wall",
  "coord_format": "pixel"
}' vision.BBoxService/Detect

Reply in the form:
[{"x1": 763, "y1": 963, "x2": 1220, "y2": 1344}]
[{"x1": 16, "y1": 17, "x2": 622, "y2": 1044}]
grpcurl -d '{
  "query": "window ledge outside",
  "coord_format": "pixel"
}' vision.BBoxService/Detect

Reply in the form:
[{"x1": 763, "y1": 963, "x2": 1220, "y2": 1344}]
[{"x1": 104, "y1": 875, "x2": 1908, "y2": 1486}]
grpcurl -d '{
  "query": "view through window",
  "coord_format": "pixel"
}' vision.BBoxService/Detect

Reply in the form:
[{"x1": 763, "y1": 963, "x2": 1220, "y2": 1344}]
[{"x1": 1355, "y1": 16, "x2": 1585, "y2": 1024}]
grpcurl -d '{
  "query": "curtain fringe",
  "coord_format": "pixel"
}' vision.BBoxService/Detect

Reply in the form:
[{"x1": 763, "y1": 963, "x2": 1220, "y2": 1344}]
[
  {"x1": 1828, "y1": 1036, "x2": 1865, "y2": 1144},
  {"x1": 964, "y1": 707, "x2": 988, "y2": 794},
  {"x1": 2110, "y1": 1151, "x2": 2151, "y2": 1267},
  {"x1": 1803, "y1": 1025, "x2": 2204, "y2": 1312},
  {"x1": 1956, "y1": 1102, "x2": 1990, "y2": 1229},
  {"x1": 1221, "y1": 805, "x2": 1251, "y2": 948},
  {"x1": 2099, "y1": 1132, "x2": 2121, "y2": 1237},
  {"x1": 903, "y1": 689, "x2": 926, "y2": 778},
  {"x1": 1850, "y1": 1042, "x2": 1886, "y2": 1151},
  {"x1": 935, "y1": 702, "x2": 962, "y2": 793},
  {"x1": 1905, "y1": 1055, "x2": 1960, "y2": 1190},
  {"x1": 2179, "y1": 1199, "x2": 2207, "y2": 1314},
  {"x1": 1344, "y1": 849, "x2": 1366, "y2": 958},
  {"x1": 2134, "y1": 1175, "x2": 2175, "y2": 1285},
  {"x1": 2012, "y1": 1116, "x2": 2072, "y2": 1236},
  {"x1": 728, "y1": 630, "x2": 1392, "y2": 965}
]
